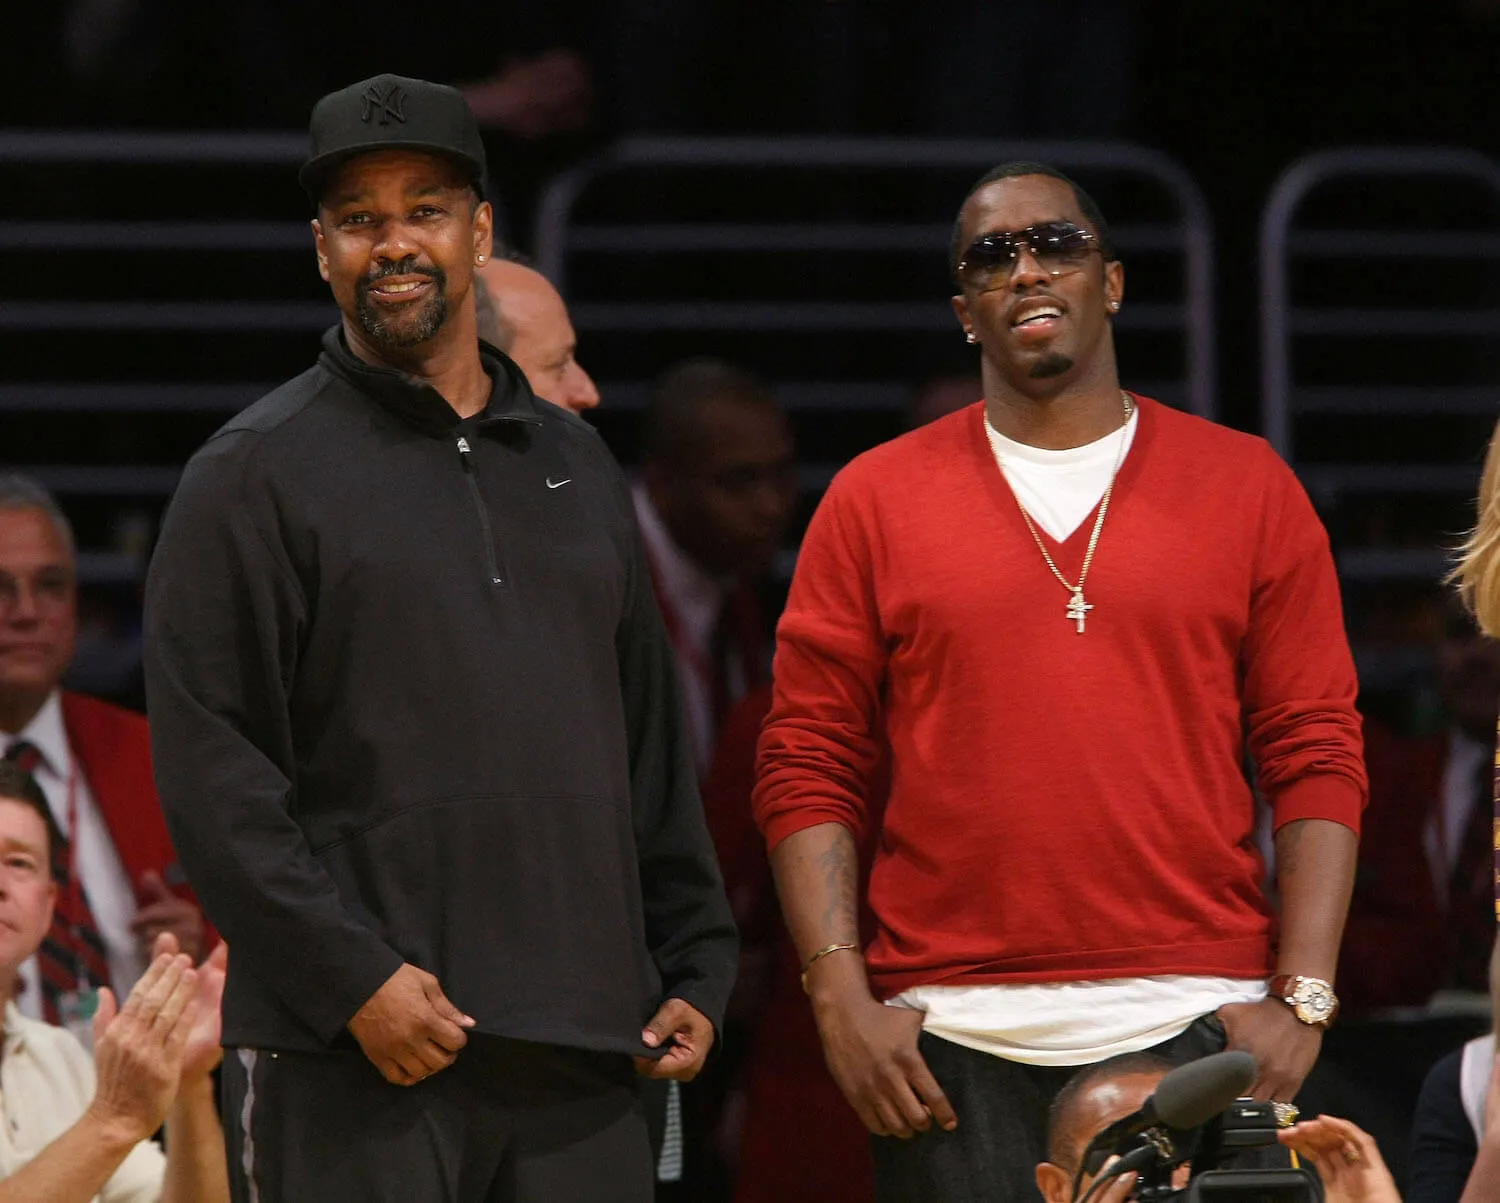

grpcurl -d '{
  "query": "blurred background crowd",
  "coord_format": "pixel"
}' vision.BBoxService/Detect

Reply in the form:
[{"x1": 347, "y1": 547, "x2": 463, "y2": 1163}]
[{"x1": 6, "y1": 1, "x2": 1500, "y2": 1197}]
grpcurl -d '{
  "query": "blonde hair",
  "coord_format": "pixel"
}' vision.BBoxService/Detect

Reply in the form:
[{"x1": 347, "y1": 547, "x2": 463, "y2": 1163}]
[{"x1": 1453, "y1": 418, "x2": 1500, "y2": 637}]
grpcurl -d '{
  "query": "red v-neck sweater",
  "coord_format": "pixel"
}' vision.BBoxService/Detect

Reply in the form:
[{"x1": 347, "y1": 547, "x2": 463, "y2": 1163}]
[{"x1": 754, "y1": 397, "x2": 1366, "y2": 997}]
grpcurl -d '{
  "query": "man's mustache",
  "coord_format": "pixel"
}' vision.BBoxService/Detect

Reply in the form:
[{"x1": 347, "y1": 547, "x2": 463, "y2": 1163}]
[{"x1": 361, "y1": 258, "x2": 445, "y2": 287}]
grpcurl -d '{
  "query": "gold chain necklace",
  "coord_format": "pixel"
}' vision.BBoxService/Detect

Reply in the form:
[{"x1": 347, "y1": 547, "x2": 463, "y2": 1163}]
[{"x1": 996, "y1": 391, "x2": 1134, "y2": 634}]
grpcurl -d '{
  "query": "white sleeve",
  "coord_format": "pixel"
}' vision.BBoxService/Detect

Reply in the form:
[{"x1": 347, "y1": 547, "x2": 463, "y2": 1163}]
[{"x1": 100, "y1": 1138, "x2": 168, "y2": 1203}]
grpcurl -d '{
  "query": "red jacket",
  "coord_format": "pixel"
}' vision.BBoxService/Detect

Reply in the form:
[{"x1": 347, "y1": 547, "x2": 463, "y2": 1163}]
[{"x1": 61, "y1": 691, "x2": 206, "y2": 932}]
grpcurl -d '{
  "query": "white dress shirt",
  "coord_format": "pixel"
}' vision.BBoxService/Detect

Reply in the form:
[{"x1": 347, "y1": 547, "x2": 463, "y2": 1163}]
[
  {"x1": 0, "y1": 692, "x2": 147, "y2": 1025},
  {"x1": 632, "y1": 485, "x2": 741, "y2": 773}
]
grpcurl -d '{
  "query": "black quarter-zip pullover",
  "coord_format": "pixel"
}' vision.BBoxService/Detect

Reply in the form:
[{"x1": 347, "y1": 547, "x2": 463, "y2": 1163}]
[{"x1": 144, "y1": 328, "x2": 737, "y2": 1054}]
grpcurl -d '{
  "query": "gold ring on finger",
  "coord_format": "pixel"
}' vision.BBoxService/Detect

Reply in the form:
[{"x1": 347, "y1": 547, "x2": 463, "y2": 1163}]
[{"x1": 1339, "y1": 1144, "x2": 1362, "y2": 1166}]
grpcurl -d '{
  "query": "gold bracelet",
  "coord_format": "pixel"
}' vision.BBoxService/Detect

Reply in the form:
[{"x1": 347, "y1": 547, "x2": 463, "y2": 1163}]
[{"x1": 800, "y1": 942, "x2": 859, "y2": 993}]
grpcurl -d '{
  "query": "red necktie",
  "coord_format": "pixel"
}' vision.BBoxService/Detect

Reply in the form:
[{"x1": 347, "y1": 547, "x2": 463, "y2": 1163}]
[{"x1": 3, "y1": 740, "x2": 114, "y2": 1023}]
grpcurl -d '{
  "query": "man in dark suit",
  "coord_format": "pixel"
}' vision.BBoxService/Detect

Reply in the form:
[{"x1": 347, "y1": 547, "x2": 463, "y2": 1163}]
[
  {"x1": 634, "y1": 359, "x2": 796, "y2": 777},
  {"x1": 0, "y1": 474, "x2": 206, "y2": 1030}
]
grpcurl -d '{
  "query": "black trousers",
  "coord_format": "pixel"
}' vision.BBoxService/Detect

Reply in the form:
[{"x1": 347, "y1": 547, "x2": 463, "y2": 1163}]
[
  {"x1": 871, "y1": 1014, "x2": 1230, "y2": 1203},
  {"x1": 221, "y1": 1034, "x2": 653, "y2": 1203}
]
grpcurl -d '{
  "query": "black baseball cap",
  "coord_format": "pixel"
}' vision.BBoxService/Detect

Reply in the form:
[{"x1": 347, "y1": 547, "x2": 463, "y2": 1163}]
[{"x1": 299, "y1": 73, "x2": 487, "y2": 202}]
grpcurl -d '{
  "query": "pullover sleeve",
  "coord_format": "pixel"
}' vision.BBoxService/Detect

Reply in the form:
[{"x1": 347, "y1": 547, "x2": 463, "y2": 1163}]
[
  {"x1": 143, "y1": 434, "x2": 403, "y2": 1044},
  {"x1": 753, "y1": 469, "x2": 888, "y2": 852},
  {"x1": 1242, "y1": 447, "x2": 1367, "y2": 834},
  {"x1": 612, "y1": 475, "x2": 738, "y2": 1032}
]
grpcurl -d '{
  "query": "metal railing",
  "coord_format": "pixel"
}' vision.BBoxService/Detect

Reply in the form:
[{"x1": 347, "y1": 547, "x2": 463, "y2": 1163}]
[
  {"x1": 535, "y1": 137, "x2": 1217, "y2": 420},
  {"x1": 1259, "y1": 148, "x2": 1500, "y2": 507},
  {"x1": 0, "y1": 131, "x2": 326, "y2": 522}
]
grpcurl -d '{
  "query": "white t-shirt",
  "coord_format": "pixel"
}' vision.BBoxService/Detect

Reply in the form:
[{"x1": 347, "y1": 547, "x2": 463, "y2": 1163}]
[
  {"x1": 0, "y1": 1001, "x2": 165, "y2": 1201},
  {"x1": 884, "y1": 410, "x2": 1266, "y2": 1066},
  {"x1": 0, "y1": 692, "x2": 148, "y2": 1025}
]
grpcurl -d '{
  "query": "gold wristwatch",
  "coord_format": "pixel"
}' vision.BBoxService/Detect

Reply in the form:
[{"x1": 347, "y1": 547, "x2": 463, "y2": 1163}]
[{"x1": 1267, "y1": 975, "x2": 1339, "y2": 1028}]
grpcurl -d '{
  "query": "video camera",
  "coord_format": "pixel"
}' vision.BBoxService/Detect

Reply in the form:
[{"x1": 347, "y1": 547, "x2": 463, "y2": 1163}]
[{"x1": 1074, "y1": 1051, "x2": 1323, "y2": 1203}]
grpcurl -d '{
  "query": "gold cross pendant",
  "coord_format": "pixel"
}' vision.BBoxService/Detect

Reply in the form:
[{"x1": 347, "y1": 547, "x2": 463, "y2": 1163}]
[{"x1": 1066, "y1": 589, "x2": 1093, "y2": 633}]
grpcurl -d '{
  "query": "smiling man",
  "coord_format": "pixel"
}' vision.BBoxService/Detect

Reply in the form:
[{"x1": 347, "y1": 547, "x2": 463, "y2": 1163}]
[
  {"x1": 142, "y1": 74, "x2": 735, "y2": 1203},
  {"x1": 754, "y1": 162, "x2": 1366, "y2": 1201}
]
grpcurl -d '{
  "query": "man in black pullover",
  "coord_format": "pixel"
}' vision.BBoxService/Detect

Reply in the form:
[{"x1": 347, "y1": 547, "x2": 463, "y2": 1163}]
[{"x1": 142, "y1": 74, "x2": 736, "y2": 1202}]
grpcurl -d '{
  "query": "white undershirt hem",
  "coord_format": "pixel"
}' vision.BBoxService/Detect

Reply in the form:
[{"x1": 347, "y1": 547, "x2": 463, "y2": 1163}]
[{"x1": 889, "y1": 976, "x2": 1268, "y2": 1066}]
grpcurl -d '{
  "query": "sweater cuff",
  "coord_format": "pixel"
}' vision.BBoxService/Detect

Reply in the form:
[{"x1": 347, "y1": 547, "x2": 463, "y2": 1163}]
[
  {"x1": 759, "y1": 805, "x2": 863, "y2": 855},
  {"x1": 304, "y1": 942, "x2": 407, "y2": 1046},
  {"x1": 1270, "y1": 772, "x2": 1365, "y2": 837}
]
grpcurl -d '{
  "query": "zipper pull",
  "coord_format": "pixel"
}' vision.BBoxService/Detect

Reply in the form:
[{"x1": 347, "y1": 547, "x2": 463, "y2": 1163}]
[{"x1": 456, "y1": 435, "x2": 473, "y2": 468}]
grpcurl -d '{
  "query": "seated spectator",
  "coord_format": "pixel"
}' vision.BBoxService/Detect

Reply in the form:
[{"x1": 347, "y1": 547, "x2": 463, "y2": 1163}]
[
  {"x1": 474, "y1": 254, "x2": 600, "y2": 414},
  {"x1": 0, "y1": 759, "x2": 229, "y2": 1201},
  {"x1": 1341, "y1": 599, "x2": 1500, "y2": 1013},
  {"x1": 1410, "y1": 939, "x2": 1500, "y2": 1203},
  {"x1": 0, "y1": 475, "x2": 207, "y2": 1030},
  {"x1": 632, "y1": 364, "x2": 793, "y2": 1196},
  {"x1": 636, "y1": 358, "x2": 795, "y2": 773}
]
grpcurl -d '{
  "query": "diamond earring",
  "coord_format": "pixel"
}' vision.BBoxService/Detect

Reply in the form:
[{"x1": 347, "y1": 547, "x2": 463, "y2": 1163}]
[{"x1": 965, "y1": 331, "x2": 977, "y2": 344}]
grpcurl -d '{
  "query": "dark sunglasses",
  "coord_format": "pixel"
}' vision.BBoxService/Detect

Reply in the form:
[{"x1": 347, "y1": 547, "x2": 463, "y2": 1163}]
[{"x1": 957, "y1": 222, "x2": 1099, "y2": 290}]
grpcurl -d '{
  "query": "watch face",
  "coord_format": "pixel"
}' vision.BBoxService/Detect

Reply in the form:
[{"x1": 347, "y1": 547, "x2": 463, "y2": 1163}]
[{"x1": 1294, "y1": 981, "x2": 1335, "y2": 1023}]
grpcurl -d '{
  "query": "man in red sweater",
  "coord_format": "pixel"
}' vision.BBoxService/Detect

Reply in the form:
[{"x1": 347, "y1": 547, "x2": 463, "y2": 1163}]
[{"x1": 753, "y1": 164, "x2": 1366, "y2": 1201}]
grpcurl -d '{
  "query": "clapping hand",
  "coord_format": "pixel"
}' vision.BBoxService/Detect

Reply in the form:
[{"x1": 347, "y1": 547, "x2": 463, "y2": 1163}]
[{"x1": 85, "y1": 940, "x2": 201, "y2": 1145}]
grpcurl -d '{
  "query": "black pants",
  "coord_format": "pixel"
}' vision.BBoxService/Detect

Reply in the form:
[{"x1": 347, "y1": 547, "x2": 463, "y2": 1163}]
[
  {"x1": 221, "y1": 1034, "x2": 653, "y2": 1203},
  {"x1": 871, "y1": 1014, "x2": 1229, "y2": 1203}
]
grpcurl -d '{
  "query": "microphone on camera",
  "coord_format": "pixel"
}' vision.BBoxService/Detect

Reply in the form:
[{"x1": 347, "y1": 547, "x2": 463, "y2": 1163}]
[
  {"x1": 1093, "y1": 1050, "x2": 1258, "y2": 1151},
  {"x1": 1075, "y1": 1052, "x2": 1258, "y2": 1203}
]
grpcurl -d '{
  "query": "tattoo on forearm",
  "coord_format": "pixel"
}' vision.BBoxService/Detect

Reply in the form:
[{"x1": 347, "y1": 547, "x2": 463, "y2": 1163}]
[
  {"x1": 1276, "y1": 819, "x2": 1307, "y2": 879},
  {"x1": 815, "y1": 828, "x2": 859, "y2": 943}
]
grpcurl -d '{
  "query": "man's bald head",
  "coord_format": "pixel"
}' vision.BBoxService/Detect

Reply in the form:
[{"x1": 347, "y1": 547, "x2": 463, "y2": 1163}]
[
  {"x1": 475, "y1": 257, "x2": 599, "y2": 413},
  {"x1": 1035, "y1": 1054, "x2": 1172, "y2": 1203}
]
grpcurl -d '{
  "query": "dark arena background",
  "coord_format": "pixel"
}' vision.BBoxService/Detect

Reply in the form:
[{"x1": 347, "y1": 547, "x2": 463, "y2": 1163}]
[{"x1": 5, "y1": 2, "x2": 1500, "y2": 1197}]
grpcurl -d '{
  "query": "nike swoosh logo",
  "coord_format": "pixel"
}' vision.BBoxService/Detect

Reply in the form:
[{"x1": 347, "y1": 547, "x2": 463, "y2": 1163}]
[{"x1": 546, "y1": 477, "x2": 572, "y2": 489}]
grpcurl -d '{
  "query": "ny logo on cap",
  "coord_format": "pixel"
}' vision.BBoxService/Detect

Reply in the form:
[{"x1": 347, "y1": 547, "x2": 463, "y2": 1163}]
[{"x1": 360, "y1": 82, "x2": 407, "y2": 126}]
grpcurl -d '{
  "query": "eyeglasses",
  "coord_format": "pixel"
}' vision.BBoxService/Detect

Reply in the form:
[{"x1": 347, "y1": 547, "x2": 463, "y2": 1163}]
[{"x1": 957, "y1": 222, "x2": 1099, "y2": 291}]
